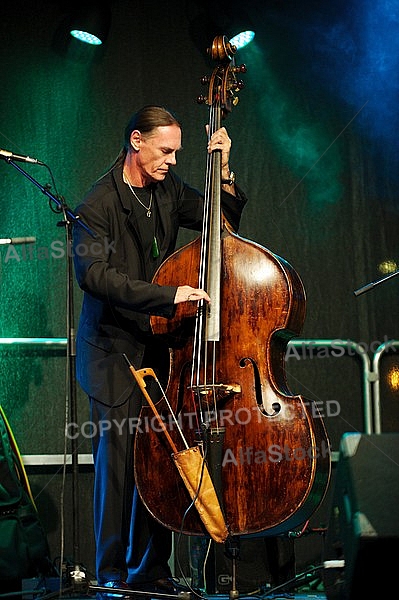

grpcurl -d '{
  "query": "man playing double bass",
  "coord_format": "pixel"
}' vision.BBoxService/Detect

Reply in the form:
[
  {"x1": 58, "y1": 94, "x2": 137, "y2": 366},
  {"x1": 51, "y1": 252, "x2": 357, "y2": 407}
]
[{"x1": 72, "y1": 105, "x2": 247, "y2": 596}]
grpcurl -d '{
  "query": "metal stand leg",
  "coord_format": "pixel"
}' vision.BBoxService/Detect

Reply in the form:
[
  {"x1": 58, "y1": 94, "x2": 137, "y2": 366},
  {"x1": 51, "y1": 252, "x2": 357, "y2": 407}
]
[{"x1": 225, "y1": 537, "x2": 240, "y2": 600}]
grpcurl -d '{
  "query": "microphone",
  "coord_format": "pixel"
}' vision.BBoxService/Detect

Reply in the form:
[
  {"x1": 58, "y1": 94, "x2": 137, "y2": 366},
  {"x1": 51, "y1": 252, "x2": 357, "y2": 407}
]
[
  {"x1": 0, "y1": 237, "x2": 36, "y2": 245},
  {"x1": 0, "y1": 148, "x2": 44, "y2": 165}
]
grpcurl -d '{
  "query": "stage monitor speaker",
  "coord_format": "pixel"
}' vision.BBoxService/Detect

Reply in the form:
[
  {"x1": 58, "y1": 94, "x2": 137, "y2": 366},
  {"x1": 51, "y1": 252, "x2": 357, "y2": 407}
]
[
  {"x1": 323, "y1": 432, "x2": 399, "y2": 600},
  {"x1": 174, "y1": 535, "x2": 295, "y2": 595},
  {"x1": 204, "y1": 536, "x2": 295, "y2": 594}
]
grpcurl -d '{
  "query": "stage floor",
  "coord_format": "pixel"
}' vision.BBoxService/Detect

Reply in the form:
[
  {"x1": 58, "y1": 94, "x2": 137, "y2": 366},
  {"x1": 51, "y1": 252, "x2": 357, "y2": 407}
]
[
  {"x1": 17, "y1": 594, "x2": 327, "y2": 600},
  {"x1": 16, "y1": 579, "x2": 328, "y2": 600}
]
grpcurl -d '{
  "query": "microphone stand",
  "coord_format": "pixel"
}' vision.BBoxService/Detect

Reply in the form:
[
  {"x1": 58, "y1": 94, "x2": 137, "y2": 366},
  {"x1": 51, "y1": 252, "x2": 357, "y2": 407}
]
[
  {"x1": 354, "y1": 268, "x2": 399, "y2": 296},
  {"x1": 1, "y1": 157, "x2": 95, "y2": 590}
]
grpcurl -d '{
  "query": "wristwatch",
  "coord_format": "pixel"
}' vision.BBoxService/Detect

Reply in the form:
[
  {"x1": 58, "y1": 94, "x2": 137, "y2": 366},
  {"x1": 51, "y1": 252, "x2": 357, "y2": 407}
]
[{"x1": 221, "y1": 171, "x2": 236, "y2": 186}]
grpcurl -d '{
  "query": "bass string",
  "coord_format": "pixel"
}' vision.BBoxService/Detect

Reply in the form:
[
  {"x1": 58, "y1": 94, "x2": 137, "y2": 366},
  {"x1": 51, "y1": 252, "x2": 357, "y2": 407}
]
[{"x1": 190, "y1": 100, "x2": 222, "y2": 435}]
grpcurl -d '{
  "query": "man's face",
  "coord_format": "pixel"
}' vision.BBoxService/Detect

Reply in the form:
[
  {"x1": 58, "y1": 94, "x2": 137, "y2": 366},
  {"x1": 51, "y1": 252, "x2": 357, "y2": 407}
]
[{"x1": 135, "y1": 124, "x2": 182, "y2": 184}]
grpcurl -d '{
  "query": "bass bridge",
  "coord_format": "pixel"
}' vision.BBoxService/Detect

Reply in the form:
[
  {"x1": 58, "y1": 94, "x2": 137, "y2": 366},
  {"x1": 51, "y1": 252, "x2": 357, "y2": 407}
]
[{"x1": 188, "y1": 383, "x2": 241, "y2": 406}]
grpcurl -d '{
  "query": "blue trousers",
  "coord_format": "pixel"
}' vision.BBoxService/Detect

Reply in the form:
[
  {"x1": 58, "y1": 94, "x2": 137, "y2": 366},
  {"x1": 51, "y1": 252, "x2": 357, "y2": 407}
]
[{"x1": 90, "y1": 394, "x2": 172, "y2": 585}]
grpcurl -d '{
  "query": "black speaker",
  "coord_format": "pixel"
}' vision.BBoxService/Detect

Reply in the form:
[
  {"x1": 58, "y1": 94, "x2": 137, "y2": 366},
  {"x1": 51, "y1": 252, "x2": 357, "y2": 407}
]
[
  {"x1": 324, "y1": 432, "x2": 399, "y2": 599},
  {"x1": 174, "y1": 534, "x2": 295, "y2": 594},
  {"x1": 204, "y1": 536, "x2": 295, "y2": 594}
]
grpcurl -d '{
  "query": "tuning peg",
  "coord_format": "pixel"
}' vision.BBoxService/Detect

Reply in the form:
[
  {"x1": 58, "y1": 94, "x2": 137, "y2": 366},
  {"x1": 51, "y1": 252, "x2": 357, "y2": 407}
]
[
  {"x1": 233, "y1": 64, "x2": 247, "y2": 74},
  {"x1": 234, "y1": 80, "x2": 245, "y2": 91}
]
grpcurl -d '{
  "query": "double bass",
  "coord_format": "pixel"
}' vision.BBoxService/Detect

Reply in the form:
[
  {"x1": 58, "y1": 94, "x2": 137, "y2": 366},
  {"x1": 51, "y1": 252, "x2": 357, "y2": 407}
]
[{"x1": 133, "y1": 36, "x2": 331, "y2": 541}]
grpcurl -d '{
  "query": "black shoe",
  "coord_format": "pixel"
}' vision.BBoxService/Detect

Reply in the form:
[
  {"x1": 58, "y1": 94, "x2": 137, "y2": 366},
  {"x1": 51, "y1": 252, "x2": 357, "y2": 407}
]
[
  {"x1": 129, "y1": 578, "x2": 191, "y2": 597},
  {"x1": 96, "y1": 580, "x2": 132, "y2": 599}
]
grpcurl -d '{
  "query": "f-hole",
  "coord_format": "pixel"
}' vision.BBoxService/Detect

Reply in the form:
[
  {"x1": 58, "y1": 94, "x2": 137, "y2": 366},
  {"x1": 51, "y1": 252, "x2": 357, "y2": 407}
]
[{"x1": 240, "y1": 357, "x2": 281, "y2": 417}]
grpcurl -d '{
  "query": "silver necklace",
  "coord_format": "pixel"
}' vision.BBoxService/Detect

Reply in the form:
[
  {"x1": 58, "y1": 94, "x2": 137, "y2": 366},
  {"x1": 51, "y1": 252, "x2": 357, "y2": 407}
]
[{"x1": 125, "y1": 176, "x2": 153, "y2": 217}]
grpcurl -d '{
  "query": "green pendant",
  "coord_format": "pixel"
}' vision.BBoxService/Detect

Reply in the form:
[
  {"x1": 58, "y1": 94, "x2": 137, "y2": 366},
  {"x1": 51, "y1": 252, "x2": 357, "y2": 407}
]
[{"x1": 152, "y1": 236, "x2": 159, "y2": 258}]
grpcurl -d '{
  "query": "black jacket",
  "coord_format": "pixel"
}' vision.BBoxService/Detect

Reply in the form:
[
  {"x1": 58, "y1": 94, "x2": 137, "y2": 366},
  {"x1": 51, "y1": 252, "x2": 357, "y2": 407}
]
[{"x1": 73, "y1": 164, "x2": 247, "y2": 406}]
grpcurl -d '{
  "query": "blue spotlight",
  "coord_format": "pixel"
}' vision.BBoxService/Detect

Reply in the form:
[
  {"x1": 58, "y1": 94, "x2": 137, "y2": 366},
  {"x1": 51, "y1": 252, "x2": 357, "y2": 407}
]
[
  {"x1": 69, "y1": 1, "x2": 111, "y2": 46},
  {"x1": 230, "y1": 30, "x2": 255, "y2": 50},
  {"x1": 70, "y1": 30, "x2": 103, "y2": 45}
]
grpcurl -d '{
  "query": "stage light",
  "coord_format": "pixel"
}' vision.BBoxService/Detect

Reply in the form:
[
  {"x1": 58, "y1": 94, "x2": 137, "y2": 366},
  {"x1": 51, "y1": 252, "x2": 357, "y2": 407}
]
[
  {"x1": 229, "y1": 30, "x2": 255, "y2": 50},
  {"x1": 69, "y1": 1, "x2": 111, "y2": 46},
  {"x1": 189, "y1": 2, "x2": 255, "y2": 59}
]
